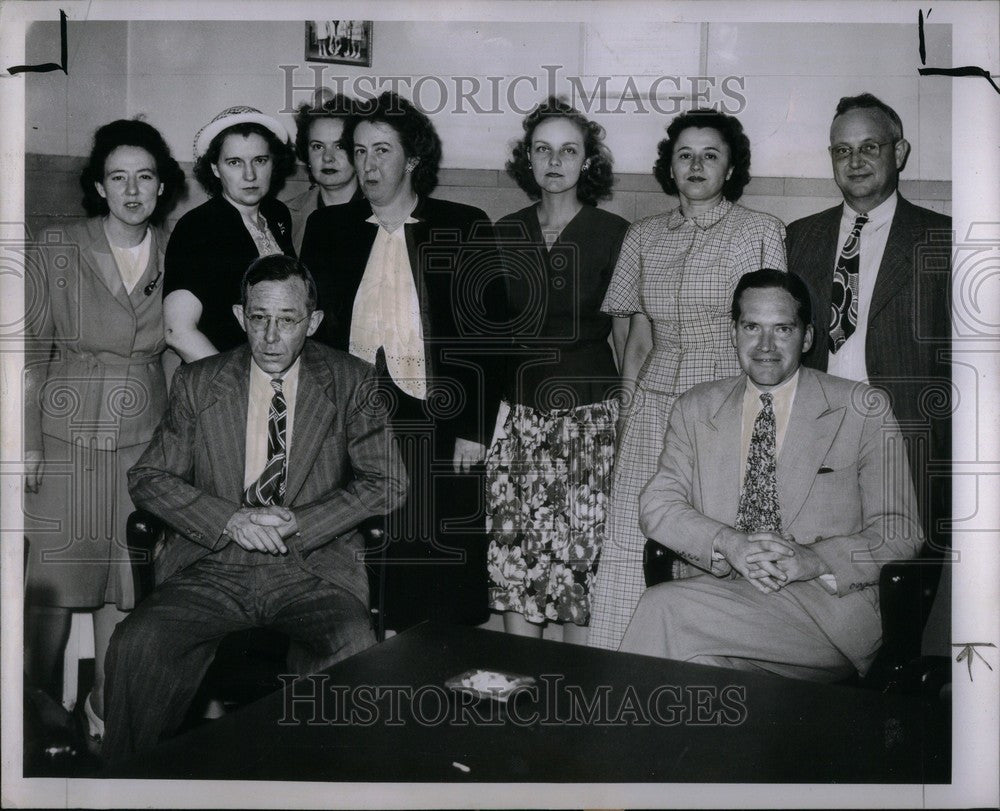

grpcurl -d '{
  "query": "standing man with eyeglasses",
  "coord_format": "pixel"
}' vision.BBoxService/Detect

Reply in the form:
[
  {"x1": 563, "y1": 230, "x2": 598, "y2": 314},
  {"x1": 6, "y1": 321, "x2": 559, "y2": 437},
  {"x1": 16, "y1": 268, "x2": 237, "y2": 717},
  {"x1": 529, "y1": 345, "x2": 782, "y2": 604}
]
[
  {"x1": 787, "y1": 93, "x2": 952, "y2": 557},
  {"x1": 102, "y1": 254, "x2": 407, "y2": 758}
]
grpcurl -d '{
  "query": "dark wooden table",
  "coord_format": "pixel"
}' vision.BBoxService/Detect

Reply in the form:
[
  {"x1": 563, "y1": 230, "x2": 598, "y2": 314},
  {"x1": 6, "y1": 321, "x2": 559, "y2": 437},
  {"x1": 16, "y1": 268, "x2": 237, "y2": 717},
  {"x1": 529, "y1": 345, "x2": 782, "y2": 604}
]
[{"x1": 104, "y1": 622, "x2": 949, "y2": 783}]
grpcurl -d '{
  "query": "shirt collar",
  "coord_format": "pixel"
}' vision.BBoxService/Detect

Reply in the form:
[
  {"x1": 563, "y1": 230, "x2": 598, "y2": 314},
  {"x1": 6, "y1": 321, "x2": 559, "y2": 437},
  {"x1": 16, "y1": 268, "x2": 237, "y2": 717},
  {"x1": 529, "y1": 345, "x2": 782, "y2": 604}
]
[
  {"x1": 365, "y1": 213, "x2": 419, "y2": 236},
  {"x1": 745, "y1": 367, "x2": 800, "y2": 409},
  {"x1": 666, "y1": 198, "x2": 733, "y2": 231},
  {"x1": 366, "y1": 196, "x2": 421, "y2": 235},
  {"x1": 250, "y1": 355, "x2": 301, "y2": 388},
  {"x1": 843, "y1": 191, "x2": 897, "y2": 230}
]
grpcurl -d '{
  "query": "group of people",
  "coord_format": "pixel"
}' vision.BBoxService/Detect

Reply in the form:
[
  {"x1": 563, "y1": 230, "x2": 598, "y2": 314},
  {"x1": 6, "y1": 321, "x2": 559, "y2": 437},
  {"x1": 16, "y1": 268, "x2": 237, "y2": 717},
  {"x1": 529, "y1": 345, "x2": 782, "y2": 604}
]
[
  {"x1": 22, "y1": 88, "x2": 950, "y2": 760},
  {"x1": 311, "y1": 20, "x2": 366, "y2": 60}
]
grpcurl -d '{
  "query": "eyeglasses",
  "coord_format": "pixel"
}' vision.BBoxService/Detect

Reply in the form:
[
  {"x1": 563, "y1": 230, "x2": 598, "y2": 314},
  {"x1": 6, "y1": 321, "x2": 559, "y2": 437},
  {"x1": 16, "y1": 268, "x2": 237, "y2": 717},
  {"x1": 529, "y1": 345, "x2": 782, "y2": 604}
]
[
  {"x1": 828, "y1": 140, "x2": 896, "y2": 161},
  {"x1": 245, "y1": 313, "x2": 310, "y2": 333}
]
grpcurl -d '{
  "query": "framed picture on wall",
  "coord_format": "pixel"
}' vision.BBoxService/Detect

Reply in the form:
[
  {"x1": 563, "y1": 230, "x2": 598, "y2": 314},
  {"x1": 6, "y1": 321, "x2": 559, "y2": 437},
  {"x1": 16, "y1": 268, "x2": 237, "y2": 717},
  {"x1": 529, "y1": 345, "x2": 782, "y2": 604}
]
[{"x1": 305, "y1": 20, "x2": 372, "y2": 66}]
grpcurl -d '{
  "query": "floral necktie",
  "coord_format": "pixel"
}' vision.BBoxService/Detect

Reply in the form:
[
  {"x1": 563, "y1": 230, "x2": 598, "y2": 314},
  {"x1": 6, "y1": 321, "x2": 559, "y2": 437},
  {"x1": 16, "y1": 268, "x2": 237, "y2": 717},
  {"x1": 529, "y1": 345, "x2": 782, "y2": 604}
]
[{"x1": 735, "y1": 393, "x2": 782, "y2": 533}]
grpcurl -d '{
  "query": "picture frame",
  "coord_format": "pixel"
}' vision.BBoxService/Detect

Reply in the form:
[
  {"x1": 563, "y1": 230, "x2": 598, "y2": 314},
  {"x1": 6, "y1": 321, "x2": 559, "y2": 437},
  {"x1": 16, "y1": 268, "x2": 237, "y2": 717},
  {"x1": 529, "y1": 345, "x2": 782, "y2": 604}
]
[{"x1": 305, "y1": 20, "x2": 372, "y2": 66}]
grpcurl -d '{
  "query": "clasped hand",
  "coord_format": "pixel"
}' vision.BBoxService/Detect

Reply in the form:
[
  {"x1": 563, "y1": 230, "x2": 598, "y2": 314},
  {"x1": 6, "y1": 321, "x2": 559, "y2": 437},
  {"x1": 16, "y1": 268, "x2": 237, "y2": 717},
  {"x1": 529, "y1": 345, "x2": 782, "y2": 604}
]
[
  {"x1": 716, "y1": 530, "x2": 824, "y2": 594},
  {"x1": 224, "y1": 506, "x2": 299, "y2": 555},
  {"x1": 453, "y1": 437, "x2": 486, "y2": 474}
]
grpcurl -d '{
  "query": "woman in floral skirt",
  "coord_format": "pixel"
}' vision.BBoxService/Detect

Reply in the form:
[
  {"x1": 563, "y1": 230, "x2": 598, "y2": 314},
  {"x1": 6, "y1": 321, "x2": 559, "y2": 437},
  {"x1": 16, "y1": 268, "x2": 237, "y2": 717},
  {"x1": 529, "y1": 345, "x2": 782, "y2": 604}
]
[{"x1": 486, "y1": 98, "x2": 629, "y2": 644}]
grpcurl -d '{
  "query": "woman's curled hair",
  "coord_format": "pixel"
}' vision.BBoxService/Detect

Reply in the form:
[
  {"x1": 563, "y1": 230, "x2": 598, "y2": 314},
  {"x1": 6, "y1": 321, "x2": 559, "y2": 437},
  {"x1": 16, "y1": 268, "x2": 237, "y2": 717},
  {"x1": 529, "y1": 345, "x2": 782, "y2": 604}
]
[
  {"x1": 506, "y1": 96, "x2": 615, "y2": 205},
  {"x1": 80, "y1": 118, "x2": 187, "y2": 224},
  {"x1": 341, "y1": 91, "x2": 442, "y2": 197},
  {"x1": 652, "y1": 108, "x2": 751, "y2": 202}
]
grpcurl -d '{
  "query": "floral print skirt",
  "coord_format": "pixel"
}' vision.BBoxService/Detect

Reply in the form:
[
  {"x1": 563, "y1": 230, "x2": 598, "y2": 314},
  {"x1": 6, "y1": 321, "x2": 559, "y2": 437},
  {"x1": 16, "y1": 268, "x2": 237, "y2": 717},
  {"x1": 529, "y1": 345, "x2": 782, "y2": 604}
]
[{"x1": 485, "y1": 398, "x2": 618, "y2": 626}]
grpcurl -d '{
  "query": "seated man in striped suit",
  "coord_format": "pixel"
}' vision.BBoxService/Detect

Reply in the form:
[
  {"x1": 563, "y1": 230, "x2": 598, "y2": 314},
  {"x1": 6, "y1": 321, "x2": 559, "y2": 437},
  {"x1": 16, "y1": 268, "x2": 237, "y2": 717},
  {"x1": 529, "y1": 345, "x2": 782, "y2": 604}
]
[{"x1": 104, "y1": 255, "x2": 406, "y2": 757}]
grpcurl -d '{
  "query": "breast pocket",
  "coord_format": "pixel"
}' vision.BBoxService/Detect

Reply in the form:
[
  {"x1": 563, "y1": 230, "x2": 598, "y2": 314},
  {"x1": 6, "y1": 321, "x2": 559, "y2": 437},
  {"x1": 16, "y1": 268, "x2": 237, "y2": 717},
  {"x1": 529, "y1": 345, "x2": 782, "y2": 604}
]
[{"x1": 801, "y1": 465, "x2": 862, "y2": 537}]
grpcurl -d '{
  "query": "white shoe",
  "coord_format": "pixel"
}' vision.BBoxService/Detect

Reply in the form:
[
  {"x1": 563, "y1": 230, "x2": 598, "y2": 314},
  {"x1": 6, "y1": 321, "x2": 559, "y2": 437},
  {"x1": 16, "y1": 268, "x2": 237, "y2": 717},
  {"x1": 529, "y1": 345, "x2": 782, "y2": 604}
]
[{"x1": 83, "y1": 692, "x2": 105, "y2": 741}]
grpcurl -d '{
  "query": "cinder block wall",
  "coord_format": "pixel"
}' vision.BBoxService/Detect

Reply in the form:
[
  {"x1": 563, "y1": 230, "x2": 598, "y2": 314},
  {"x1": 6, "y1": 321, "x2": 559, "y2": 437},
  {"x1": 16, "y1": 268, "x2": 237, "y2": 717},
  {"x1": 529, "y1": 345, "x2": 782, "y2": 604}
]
[{"x1": 25, "y1": 154, "x2": 950, "y2": 241}]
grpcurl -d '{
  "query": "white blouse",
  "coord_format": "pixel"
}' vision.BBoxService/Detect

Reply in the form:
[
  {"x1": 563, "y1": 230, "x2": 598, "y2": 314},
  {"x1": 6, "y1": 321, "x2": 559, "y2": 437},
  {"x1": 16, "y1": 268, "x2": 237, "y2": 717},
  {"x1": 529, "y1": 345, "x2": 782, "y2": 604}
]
[
  {"x1": 108, "y1": 227, "x2": 152, "y2": 294},
  {"x1": 349, "y1": 216, "x2": 428, "y2": 400}
]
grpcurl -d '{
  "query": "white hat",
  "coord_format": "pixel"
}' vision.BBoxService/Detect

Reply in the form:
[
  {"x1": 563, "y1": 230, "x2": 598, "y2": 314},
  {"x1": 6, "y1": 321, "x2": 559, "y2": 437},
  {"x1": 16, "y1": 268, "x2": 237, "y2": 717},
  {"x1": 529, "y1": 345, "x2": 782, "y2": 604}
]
[{"x1": 193, "y1": 105, "x2": 289, "y2": 158}]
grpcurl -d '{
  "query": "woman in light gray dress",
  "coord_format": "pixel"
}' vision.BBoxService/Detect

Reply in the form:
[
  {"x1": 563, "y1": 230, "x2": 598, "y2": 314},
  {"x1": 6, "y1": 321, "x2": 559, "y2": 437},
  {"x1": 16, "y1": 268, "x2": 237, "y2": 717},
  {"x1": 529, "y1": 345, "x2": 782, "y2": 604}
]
[{"x1": 24, "y1": 119, "x2": 185, "y2": 739}]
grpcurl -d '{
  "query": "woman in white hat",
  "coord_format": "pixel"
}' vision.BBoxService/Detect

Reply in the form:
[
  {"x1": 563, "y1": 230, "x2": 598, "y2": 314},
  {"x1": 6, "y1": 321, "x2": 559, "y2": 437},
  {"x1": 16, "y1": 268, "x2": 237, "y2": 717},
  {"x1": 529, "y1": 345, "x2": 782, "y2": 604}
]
[{"x1": 163, "y1": 106, "x2": 297, "y2": 361}]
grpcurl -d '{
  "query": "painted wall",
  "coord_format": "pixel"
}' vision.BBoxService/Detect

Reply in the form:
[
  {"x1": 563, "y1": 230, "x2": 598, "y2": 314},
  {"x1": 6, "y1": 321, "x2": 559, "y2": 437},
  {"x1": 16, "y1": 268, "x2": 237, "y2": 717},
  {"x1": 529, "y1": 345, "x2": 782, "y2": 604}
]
[
  {"x1": 25, "y1": 21, "x2": 129, "y2": 157},
  {"x1": 25, "y1": 19, "x2": 951, "y2": 180}
]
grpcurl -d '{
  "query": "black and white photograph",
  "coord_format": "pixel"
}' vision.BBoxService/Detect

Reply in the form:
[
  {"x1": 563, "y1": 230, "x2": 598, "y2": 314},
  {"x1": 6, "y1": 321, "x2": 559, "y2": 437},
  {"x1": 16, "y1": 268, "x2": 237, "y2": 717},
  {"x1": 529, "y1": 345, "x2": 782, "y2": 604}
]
[
  {"x1": 306, "y1": 20, "x2": 372, "y2": 66},
  {"x1": 0, "y1": 1, "x2": 997, "y2": 808}
]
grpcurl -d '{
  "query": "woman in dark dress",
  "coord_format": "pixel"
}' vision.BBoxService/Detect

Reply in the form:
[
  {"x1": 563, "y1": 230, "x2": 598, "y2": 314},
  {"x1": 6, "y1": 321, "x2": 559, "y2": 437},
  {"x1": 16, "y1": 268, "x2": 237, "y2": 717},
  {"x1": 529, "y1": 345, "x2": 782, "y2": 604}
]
[
  {"x1": 486, "y1": 97, "x2": 629, "y2": 644},
  {"x1": 284, "y1": 92, "x2": 363, "y2": 253},
  {"x1": 163, "y1": 106, "x2": 296, "y2": 361},
  {"x1": 300, "y1": 92, "x2": 505, "y2": 634}
]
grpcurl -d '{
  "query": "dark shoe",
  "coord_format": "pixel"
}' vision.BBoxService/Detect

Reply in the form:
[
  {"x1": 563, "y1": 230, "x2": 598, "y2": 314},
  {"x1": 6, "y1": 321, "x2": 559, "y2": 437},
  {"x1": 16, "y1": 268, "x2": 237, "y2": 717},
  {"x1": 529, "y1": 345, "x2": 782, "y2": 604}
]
[{"x1": 24, "y1": 687, "x2": 99, "y2": 776}]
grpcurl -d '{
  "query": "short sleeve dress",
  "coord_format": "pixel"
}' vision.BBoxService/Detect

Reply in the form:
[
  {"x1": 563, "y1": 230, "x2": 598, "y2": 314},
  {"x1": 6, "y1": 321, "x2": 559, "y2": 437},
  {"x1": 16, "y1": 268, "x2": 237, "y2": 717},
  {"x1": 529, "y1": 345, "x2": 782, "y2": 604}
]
[
  {"x1": 163, "y1": 195, "x2": 295, "y2": 353},
  {"x1": 588, "y1": 199, "x2": 786, "y2": 650},
  {"x1": 486, "y1": 204, "x2": 630, "y2": 626}
]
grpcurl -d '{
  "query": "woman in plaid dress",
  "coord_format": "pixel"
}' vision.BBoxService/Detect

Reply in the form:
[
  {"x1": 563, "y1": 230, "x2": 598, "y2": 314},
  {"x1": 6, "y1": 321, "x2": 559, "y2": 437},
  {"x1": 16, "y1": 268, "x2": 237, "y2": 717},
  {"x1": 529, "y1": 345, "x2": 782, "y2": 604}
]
[
  {"x1": 589, "y1": 109, "x2": 787, "y2": 651},
  {"x1": 486, "y1": 98, "x2": 629, "y2": 643}
]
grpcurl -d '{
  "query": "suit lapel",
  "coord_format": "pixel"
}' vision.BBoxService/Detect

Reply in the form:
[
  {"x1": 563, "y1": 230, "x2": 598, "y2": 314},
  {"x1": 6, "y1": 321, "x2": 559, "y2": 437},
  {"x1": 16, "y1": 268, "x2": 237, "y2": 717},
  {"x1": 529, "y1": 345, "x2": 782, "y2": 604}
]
[
  {"x1": 777, "y1": 368, "x2": 846, "y2": 527},
  {"x1": 285, "y1": 342, "x2": 337, "y2": 504},
  {"x1": 404, "y1": 201, "x2": 431, "y2": 296},
  {"x1": 203, "y1": 347, "x2": 251, "y2": 502},
  {"x1": 813, "y1": 205, "x2": 842, "y2": 282},
  {"x1": 795, "y1": 206, "x2": 842, "y2": 371},
  {"x1": 126, "y1": 226, "x2": 166, "y2": 310},
  {"x1": 403, "y1": 200, "x2": 437, "y2": 375},
  {"x1": 696, "y1": 377, "x2": 745, "y2": 527},
  {"x1": 869, "y1": 195, "x2": 914, "y2": 322},
  {"x1": 84, "y1": 218, "x2": 133, "y2": 314}
]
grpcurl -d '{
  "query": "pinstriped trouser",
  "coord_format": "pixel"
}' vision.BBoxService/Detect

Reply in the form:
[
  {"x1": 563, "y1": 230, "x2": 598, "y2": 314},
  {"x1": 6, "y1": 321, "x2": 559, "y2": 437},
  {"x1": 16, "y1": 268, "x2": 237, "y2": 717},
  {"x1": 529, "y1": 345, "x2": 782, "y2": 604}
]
[{"x1": 103, "y1": 555, "x2": 373, "y2": 760}]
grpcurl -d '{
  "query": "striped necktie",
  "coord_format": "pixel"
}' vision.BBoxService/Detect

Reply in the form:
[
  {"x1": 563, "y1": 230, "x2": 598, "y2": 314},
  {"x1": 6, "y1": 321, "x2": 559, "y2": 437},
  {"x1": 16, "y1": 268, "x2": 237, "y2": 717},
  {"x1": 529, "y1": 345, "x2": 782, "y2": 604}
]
[
  {"x1": 829, "y1": 213, "x2": 868, "y2": 353},
  {"x1": 735, "y1": 393, "x2": 782, "y2": 533},
  {"x1": 244, "y1": 378, "x2": 287, "y2": 507}
]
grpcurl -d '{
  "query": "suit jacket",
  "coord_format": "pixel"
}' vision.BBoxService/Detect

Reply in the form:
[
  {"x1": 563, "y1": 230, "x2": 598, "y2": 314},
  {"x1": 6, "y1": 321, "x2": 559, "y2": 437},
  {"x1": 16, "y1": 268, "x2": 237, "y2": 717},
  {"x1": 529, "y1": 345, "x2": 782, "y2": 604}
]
[
  {"x1": 786, "y1": 195, "x2": 952, "y2": 523},
  {"x1": 127, "y1": 340, "x2": 408, "y2": 606},
  {"x1": 639, "y1": 367, "x2": 923, "y2": 672},
  {"x1": 25, "y1": 217, "x2": 169, "y2": 451},
  {"x1": 300, "y1": 195, "x2": 506, "y2": 446}
]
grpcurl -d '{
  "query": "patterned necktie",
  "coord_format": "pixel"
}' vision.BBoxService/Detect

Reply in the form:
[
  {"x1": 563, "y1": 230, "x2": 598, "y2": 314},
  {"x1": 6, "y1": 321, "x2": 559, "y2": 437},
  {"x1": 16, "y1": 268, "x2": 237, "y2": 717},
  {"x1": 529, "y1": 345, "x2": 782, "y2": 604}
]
[
  {"x1": 735, "y1": 393, "x2": 782, "y2": 533},
  {"x1": 829, "y1": 213, "x2": 869, "y2": 353},
  {"x1": 244, "y1": 378, "x2": 287, "y2": 507}
]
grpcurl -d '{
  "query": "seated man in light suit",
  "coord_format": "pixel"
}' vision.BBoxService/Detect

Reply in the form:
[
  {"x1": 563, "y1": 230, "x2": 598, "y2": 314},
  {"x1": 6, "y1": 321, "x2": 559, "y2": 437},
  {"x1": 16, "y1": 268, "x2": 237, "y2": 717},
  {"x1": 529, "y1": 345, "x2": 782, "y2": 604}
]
[
  {"x1": 104, "y1": 254, "x2": 407, "y2": 757},
  {"x1": 621, "y1": 269, "x2": 922, "y2": 681}
]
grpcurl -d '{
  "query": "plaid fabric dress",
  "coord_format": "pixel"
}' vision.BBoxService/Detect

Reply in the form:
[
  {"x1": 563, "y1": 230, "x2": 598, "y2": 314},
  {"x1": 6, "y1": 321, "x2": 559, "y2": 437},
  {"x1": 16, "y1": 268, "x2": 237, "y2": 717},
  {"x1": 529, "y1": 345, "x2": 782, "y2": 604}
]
[{"x1": 588, "y1": 200, "x2": 787, "y2": 650}]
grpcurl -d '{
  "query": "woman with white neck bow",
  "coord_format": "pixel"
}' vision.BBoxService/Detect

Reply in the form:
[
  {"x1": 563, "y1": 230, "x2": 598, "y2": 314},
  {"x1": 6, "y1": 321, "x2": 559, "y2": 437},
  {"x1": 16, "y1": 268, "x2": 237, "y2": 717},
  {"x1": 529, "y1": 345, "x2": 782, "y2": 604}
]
[{"x1": 300, "y1": 92, "x2": 506, "y2": 637}]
